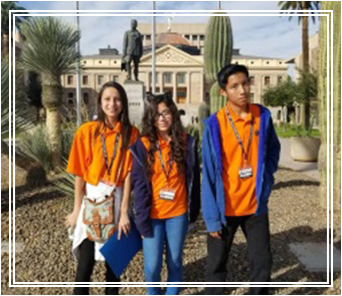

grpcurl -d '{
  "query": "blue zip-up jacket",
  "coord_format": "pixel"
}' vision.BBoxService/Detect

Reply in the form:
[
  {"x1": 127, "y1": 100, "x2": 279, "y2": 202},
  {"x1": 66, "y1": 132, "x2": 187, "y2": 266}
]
[
  {"x1": 201, "y1": 104, "x2": 280, "y2": 232},
  {"x1": 130, "y1": 135, "x2": 201, "y2": 237}
]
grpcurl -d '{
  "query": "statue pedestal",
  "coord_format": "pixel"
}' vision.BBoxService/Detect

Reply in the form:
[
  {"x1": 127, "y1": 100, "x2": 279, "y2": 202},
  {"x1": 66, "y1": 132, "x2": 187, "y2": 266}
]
[{"x1": 123, "y1": 80, "x2": 146, "y2": 126}]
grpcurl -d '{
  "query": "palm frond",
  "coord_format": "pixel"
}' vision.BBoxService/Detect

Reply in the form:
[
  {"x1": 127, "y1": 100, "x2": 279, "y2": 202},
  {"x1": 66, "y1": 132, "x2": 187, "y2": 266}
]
[
  {"x1": 1, "y1": 57, "x2": 36, "y2": 138},
  {"x1": 20, "y1": 17, "x2": 81, "y2": 76},
  {"x1": 278, "y1": 1, "x2": 321, "y2": 23}
]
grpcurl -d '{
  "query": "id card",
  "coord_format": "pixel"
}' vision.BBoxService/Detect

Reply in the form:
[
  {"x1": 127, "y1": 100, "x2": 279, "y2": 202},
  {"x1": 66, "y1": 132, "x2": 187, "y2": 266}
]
[
  {"x1": 239, "y1": 166, "x2": 253, "y2": 179},
  {"x1": 159, "y1": 188, "x2": 176, "y2": 201}
]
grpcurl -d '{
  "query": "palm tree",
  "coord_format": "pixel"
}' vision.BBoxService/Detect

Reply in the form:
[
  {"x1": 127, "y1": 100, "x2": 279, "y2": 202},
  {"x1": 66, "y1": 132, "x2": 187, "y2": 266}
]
[
  {"x1": 1, "y1": 1, "x2": 27, "y2": 56},
  {"x1": 20, "y1": 17, "x2": 81, "y2": 168},
  {"x1": 278, "y1": 1, "x2": 320, "y2": 130}
]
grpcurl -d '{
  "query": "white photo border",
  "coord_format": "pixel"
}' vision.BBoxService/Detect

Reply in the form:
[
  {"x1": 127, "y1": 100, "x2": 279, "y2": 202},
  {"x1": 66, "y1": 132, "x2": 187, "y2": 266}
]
[{"x1": 8, "y1": 9, "x2": 334, "y2": 289}]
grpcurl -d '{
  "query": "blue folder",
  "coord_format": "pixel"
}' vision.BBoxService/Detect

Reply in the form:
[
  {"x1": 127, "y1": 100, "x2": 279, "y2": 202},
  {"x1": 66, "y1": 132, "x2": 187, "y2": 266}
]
[{"x1": 100, "y1": 218, "x2": 142, "y2": 278}]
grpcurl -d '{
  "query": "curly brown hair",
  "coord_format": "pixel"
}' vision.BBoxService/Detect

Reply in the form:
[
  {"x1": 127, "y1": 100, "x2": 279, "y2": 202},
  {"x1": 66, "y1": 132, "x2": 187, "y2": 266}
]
[{"x1": 141, "y1": 92, "x2": 187, "y2": 178}]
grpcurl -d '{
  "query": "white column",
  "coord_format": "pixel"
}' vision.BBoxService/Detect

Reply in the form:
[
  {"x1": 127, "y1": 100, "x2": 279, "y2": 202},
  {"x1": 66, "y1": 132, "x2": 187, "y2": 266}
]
[
  {"x1": 160, "y1": 72, "x2": 164, "y2": 93},
  {"x1": 188, "y1": 72, "x2": 192, "y2": 103},
  {"x1": 173, "y1": 72, "x2": 177, "y2": 102},
  {"x1": 186, "y1": 72, "x2": 190, "y2": 103},
  {"x1": 200, "y1": 71, "x2": 204, "y2": 103}
]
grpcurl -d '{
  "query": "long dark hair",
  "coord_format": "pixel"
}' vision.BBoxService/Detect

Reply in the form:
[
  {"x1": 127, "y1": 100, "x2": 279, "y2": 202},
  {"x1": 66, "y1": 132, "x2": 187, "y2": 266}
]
[
  {"x1": 141, "y1": 92, "x2": 187, "y2": 177},
  {"x1": 94, "y1": 81, "x2": 132, "y2": 151}
]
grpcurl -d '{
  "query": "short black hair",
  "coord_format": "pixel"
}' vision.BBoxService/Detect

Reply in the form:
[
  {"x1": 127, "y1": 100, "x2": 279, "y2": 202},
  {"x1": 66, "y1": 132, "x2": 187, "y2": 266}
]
[{"x1": 217, "y1": 64, "x2": 249, "y2": 89}]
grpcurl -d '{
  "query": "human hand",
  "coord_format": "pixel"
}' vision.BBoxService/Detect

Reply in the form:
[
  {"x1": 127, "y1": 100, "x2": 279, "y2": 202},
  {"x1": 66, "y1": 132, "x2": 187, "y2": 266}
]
[
  {"x1": 118, "y1": 212, "x2": 131, "y2": 240},
  {"x1": 209, "y1": 231, "x2": 222, "y2": 240}
]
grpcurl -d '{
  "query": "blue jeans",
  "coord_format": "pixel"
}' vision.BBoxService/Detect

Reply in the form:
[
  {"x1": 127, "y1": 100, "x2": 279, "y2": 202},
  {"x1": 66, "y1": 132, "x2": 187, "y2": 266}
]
[{"x1": 142, "y1": 213, "x2": 189, "y2": 295}]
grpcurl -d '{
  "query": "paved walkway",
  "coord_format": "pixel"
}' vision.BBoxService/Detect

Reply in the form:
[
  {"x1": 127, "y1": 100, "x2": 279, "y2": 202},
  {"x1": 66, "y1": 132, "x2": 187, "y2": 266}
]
[{"x1": 279, "y1": 138, "x2": 320, "y2": 181}]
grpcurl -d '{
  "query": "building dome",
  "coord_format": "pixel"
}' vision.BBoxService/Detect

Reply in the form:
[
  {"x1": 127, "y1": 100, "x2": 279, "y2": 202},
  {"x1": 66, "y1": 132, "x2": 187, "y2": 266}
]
[{"x1": 156, "y1": 32, "x2": 190, "y2": 46}]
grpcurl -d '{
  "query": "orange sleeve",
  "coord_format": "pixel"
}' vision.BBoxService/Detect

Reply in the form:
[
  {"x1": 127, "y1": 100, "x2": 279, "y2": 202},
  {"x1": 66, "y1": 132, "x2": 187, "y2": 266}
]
[{"x1": 66, "y1": 126, "x2": 90, "y2": 177}]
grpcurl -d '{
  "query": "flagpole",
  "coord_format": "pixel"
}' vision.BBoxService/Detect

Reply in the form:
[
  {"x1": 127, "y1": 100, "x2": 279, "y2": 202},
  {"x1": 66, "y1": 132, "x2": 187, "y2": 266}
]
[
  {"x1": 151, "y1": 1, "x2": 156, "y2": 94},
  {"x1": 75, "y1": 1, "x2": 81, "y2": 125}
]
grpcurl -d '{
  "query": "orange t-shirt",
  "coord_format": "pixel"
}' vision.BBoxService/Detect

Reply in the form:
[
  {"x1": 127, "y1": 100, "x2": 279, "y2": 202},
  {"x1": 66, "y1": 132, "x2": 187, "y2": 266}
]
[
  {"x1": 141, "y1": 135, "x2": 188, "y2": 219},
  {"x1": 66, "y1": 121, "x2": 139, "y2": 186},
  {"x1": 217, "y1": 103, "x2": 261, "y2": 216}
]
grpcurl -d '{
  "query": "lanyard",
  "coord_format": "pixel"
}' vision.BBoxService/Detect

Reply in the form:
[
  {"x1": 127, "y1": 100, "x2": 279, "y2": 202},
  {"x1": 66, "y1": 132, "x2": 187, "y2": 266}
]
[
  {"x1": 225, "y1": 106, "x2": 253, "y2": 162},
  {"x1": 100, "y1": 133, "x2": 120, "y2": 176},
  {"x1": 156, "y1": 141, "x2": 173, "y2": 181}
]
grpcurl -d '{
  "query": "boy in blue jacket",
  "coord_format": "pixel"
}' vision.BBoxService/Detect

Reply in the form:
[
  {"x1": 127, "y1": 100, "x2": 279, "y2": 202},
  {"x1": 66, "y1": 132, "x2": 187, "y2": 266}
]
[{"x1": 201, "y1": 64, "x2": 280, "y2": 295}]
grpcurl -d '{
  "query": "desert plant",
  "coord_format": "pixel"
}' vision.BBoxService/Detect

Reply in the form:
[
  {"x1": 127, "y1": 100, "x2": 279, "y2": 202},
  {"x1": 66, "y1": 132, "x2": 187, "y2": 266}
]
[
  {"x1": 204, "y1": 12, "x2": 233, "y2": 113},
  {"x1": 20, "y1": 16, "x2": 80, "y2": 168},
  {"x1": 318, "y1": 1, "x2": 341, "y2": 207}
]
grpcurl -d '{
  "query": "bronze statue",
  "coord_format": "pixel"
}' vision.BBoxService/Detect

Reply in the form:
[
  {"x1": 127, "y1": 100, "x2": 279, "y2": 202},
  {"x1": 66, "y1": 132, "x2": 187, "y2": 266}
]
[{"x1": 122, "y1": 19, "x2": 143, "y2": 81}]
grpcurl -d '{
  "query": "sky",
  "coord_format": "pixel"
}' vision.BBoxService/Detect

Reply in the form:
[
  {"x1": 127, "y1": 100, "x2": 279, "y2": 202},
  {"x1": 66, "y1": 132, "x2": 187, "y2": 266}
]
[{"x1": 17, "y1": 1, "x2": 321, "y2": 63}]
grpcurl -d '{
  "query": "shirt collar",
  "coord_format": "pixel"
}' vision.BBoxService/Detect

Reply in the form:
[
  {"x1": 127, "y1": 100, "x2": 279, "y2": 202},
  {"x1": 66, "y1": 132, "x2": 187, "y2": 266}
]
[
  {"x1": 157, "y1": 132, "x2": 170, "y2": 149},
  {"x1": 100, "y1": 121, "x2": 122, "y2": 135},
  {"x1": 227, "y1": 103, "x2": 252, "y2": 123}
]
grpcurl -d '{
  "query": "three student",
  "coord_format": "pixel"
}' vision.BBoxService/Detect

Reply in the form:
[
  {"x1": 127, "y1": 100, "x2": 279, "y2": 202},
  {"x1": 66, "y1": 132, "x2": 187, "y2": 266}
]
[{"x1": 65, "y1": 63, "x2": 280, "y2": 294}]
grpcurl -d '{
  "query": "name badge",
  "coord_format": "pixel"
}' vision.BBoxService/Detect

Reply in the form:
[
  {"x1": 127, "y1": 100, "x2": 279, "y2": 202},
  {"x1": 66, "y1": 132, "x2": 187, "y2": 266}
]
[
  {"x1": 239, "y1": 166, "x2": 253, "y2": 179},
  {"x1": 159, "y1": 188, "x2": 175, "y2": 201}
]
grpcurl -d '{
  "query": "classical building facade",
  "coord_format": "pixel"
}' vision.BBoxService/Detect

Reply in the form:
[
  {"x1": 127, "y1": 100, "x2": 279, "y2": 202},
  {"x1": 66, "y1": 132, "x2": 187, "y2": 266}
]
[{"x1": 61, "y1": 23, "x2": 289, "y2": 125}]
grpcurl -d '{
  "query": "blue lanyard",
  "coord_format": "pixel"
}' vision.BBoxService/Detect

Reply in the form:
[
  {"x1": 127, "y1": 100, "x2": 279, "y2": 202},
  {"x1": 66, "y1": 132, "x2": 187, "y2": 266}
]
[
  {"x1": 225, "y1": 106, "x2": 253, "y2": 162},
  {"x1": 100, "y1": 133, "x2": 120, "y2": 176},
  {"x1": 156, "y1": 141, "x2": 173, "y2": 181}
]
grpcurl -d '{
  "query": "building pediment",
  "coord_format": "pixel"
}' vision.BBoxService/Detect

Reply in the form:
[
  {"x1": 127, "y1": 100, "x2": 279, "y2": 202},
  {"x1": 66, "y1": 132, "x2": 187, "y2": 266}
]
[{"x1": 140, "y1": 44, "x2": 202, "y2": 66}]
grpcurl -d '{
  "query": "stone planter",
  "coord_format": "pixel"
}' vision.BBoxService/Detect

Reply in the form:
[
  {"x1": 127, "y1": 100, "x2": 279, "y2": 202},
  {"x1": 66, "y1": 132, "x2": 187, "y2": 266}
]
[{"x1": 290, "y1": 137, "x2": 321, "y2": 162}]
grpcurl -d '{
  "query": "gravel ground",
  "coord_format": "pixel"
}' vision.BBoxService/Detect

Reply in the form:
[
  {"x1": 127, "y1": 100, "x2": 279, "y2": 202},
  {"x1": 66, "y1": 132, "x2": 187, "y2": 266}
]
[{"x1": 1, "y1": 165, "x2": 341, "y2": 295}]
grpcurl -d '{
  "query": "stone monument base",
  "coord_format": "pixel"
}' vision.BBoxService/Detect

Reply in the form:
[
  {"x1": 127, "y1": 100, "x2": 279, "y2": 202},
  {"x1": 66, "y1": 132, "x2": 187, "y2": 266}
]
[{"x1": 123, "y1": 80, "x2": 146, "y2": 126}]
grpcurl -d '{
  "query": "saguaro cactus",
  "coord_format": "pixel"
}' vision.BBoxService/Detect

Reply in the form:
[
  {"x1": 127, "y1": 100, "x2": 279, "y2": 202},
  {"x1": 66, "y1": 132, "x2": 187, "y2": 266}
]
[
  {"x1": 204, "y1": 12, "x2": 233, "y2": 113},
  {"x1": 318, "y1": 1, "x2": 341, "y2": 207}
]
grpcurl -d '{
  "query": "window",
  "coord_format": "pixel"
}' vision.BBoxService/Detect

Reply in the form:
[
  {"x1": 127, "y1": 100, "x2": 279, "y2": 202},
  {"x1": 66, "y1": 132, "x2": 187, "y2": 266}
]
[
  {"x1": 266, "y1": 61, "x2": 270, "y2": 65},
  {"x1": 200, "y1": 35, "x2": 205, "y2": 41},
  {"x1": 82, "y1": 75, "x2": 88, "y2": 85},
  {"x1": 251, "y1": 61, "x2": 254, "y2": 65},
  {"x1": 249, "y1": 76, "x2": 255, "y2": 86},
  {"x1": 98, "y1": 60, "x2": 102, "y2": 64},
  {"x1": 264, "y1": 76, "x2": 270, "y2": 86},
  {"x1": 83, "y1": 92, "x2": 89, "y2": 105},
  {"x1": 277, "y1": 76, "x2": 283, "y2": 84},
  {"x1": 185, "y1": 34, "x2": 190, "y2": 40},
  {"x1": 68, "y1": 92, "x2": 73, "y2": 98},
  {"x1": 279, "y1": 61, "x2": 282, "y2": 65},
  {"x1": 146, "y1": 35, "x2": 151, "y2": 40},
  {"x1": 68, "y1": 99, "x2": 74, "y2": 105},
  {"x1": 67, "y1": 75, "x2": 73, "y2": 85},
  {"x1": 192, "y1": 35, "x2": 198, "y2": 41},
  {"x1": 177, "y1": 73, "x2": 186, "y2": 84},
  {"x1": 98, "y1": 75, "x2": 104, "y2": 86},
  {"x1": 163, "y1": 72, "x2": 172, "y2": 84},
  {"x1": 113, "y1": 75, "x2": 119, "y2": 82}
]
